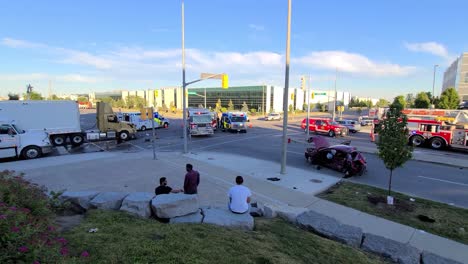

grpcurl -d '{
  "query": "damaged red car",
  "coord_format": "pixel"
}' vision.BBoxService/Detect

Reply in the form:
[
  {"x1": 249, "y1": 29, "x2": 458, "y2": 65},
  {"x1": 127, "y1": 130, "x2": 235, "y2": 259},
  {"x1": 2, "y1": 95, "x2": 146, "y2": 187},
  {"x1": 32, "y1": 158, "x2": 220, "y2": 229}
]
[{"x1": 304, "y1": 136, "x2": 367, "y2": 177}]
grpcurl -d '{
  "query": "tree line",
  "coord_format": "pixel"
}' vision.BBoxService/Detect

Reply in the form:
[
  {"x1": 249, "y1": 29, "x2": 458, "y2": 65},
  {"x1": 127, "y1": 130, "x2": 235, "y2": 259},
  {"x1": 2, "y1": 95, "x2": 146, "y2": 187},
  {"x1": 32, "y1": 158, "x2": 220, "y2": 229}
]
[{"x1": 390, "y1": 87, "x2": 460, "y2": 110}]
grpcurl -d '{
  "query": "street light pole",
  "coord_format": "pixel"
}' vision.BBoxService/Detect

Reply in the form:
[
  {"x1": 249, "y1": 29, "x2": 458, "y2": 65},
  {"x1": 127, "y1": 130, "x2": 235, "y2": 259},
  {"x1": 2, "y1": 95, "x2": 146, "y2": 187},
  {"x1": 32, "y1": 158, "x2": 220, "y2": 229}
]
[
  {"x1": 182, "y1": 0, "x2": 188, "y2": 153},
  {"x1": 332, "y1": 68, "x2": 337, "y2": 121},
  {"x1": 306, "y1": 75, "x2": 311, "y2": 139},
  {"x1": 432, "y1": 64, "x2": 439, "y2": 106},
  {"x1": 204, "y1": 87, "x2": 207, "y2": 108},
  {"x1": 280, "y1": 0, "x2": 292, "y2": 175}
]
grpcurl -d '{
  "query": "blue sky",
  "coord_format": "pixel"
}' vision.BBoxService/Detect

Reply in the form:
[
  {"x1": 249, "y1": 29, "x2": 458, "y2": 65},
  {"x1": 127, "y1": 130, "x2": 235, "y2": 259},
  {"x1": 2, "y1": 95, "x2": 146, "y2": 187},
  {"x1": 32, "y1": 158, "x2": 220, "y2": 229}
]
[{"x1": 1, "y1": 0, "x2": 467, "y2": 100}]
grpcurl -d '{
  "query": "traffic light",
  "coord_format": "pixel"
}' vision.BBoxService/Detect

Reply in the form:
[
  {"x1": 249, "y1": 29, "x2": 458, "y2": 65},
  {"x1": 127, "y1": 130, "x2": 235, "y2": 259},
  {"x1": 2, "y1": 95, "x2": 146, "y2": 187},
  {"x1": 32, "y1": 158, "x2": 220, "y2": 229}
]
[
  {"x1": 291, "y1": 93, "x2": 295, "y2": 100},
  {"x1": 154, "y1": 90, "x2": 159, "y2": 97},
  {"x1": 221, "y1": 74, "x2": 229, "y2": 89},
  {"x1": 300, "y1": 76, "x2": 306, "y2": 91},
  {"x1": 140, "y1": 108, "x2": 148, "y2": 120},
  {"x1": 311, "y1": 91, "x2": 315, "y2": 99}
]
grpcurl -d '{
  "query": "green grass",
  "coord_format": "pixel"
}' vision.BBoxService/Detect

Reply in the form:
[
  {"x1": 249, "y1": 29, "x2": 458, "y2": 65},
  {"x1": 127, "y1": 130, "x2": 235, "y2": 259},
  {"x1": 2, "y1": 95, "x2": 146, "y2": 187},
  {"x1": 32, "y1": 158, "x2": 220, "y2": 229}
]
[
  {"x1": 63, "y1": 210, "x2": 385, "y2": 264},
  {"x1": 318, "y1": 181, "x2": 468, "y2": 245}
]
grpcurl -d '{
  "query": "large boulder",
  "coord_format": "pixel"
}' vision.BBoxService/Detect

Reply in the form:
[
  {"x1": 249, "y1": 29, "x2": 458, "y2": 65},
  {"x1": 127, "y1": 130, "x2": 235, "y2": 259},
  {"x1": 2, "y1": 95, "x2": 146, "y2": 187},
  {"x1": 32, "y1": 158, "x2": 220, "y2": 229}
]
[
  {"x1": 151, "y1": 194, "x2": 199, "y2": 218},
  {"x1": 276, "y1": 206, "x2": 307, "y2": 223},
  {"x1": 60, "y1": 191, "x2": 100, "y2": 212},
  {"x1": 421, "y1": 251, "x2": 462, "y2": 264},
  {"x1": 203, "y1": 207, "x2": 254, "y2": 230},
  {"x1": 120, "y1": 192, "x2": 154, "y2": 218},
  {"x1": 263, "y1": 204, "x2": 277, "y2": 218},
  {"x1": 362, "y1": 233, "x2": 420, "y2": 264},
  {"x1": 90, "y1": 192, "x2": 129, "y2": 210},
  {"x1": 296, "y1": 210, "x2": 363, "y2": 247},
  {"x1": 170, "y1": 209, "x2": 203, "y2": 224}
]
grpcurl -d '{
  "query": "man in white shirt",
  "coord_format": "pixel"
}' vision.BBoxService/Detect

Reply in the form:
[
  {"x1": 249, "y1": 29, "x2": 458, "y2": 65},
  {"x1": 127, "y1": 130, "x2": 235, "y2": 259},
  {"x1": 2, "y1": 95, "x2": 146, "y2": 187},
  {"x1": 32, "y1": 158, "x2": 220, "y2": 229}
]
[{"x1": 228, "y1": 176, "x2": 252, "y2": 214}]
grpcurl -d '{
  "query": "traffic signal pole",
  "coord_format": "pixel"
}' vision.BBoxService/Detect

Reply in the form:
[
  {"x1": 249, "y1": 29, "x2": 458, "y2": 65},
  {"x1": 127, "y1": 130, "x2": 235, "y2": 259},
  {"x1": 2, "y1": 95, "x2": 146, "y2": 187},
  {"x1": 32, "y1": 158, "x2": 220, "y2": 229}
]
[
  {"x1": 182, "y1": 0, "x2": 188, "y2": 154},
  {"x1": 307, "y1": 75, "x2": 311, "y2": 139}
]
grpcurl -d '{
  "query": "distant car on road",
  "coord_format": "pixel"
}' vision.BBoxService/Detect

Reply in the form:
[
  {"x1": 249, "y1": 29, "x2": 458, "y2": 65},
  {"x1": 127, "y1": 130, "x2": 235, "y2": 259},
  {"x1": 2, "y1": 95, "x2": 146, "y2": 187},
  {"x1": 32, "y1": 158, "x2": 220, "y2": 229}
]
[
  {"x1": 359, "y1": 116, "x2": 375, "y2": 126},
  {"x1": 336, "y1": 120, "x2": 361, "y2": 133},
  {"x1": 459, "y1": 101, "x2": 468, "y2": 109},
  {"x1": 301, "y1": 118, "x2": 348, "y2": 137},
  {"x1": 265, "y1": 113, "x2": 282, "y2": 121}
]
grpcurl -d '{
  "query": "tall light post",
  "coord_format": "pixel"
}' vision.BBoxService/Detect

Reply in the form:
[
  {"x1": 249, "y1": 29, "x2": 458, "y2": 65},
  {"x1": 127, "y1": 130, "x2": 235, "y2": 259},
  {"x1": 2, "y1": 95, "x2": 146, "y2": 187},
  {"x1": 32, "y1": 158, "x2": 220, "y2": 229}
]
[
  {"x1": 432, "y1": 64, "x2": 439, "y2": 106},
  {"x1": 306, "y1": 75, "x2": 311, "y2": 139},
  {"x1": 280, "y1": 0, "x2": 292, "y2": 175},
  {"x1": 332, "y1": 68, "x2": 337, "y2": 121},
  {"x1": 181, "y1": 0, "x2": 188, "y2": 153}
]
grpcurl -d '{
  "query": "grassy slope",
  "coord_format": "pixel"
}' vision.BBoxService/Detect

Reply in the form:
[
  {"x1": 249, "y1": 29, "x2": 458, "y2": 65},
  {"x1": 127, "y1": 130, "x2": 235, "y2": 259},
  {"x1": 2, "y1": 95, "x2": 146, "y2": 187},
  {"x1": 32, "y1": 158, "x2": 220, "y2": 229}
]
[
  {"x1": 63, "y1": 210, "x2": 385, "y2": 264},
  {"x1": 318, "y1": 181, "x2": 468, "y2": 245}
]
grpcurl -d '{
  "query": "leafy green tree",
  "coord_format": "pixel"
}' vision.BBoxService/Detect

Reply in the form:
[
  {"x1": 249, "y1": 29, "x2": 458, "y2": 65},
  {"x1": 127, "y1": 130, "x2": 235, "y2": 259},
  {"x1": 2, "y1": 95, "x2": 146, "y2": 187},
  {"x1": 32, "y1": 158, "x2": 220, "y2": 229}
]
[
  {"x1": 376, "y1": 107, "x2": 413, "y2": 199},
  {"x1": 405, "y1": 93, "x2": 415, "y2": 108},
  {"x1": 24, "y1": 91, "x2": 43, "y2": 100},
  {"x1": 227, "y1": 100, "x2": 234, "y2": 111},
  {"x1": 77, "y1": 96, "x2": 89, "y2": 103},
  {"x1": 8, "y1": 93, "x2": 19, "y2": 100},
  {"x1": 221, "y1": 107, "x2": 227, "y2": 113},
  {"x1": 437, "y1": 87, "x2": 460, "y2": 109},
  {"x1": 241, "y1": 102, "x2": 249, "y2": 112},
  {"x1": 375, "y1": 98, "x2": 390, "y2": 107},
  {"x1": 49, "y1": 94, "x2": 62, "y2": 100},
  {"x1": 250, "y1": 108, "x2": 257, "y2": 114},
  {"x1": 114, "y1": 99, "x2": 126, "y2": 108},
  {"x1": 413, "y1": 92, "x2": 431, "y2": 108},
  {"x1": 390, "y1": 95, "x2": 406, "y2": 113},
  {"x1": 215, "y1": 99, "x2": 222, "y2": 113},
  {"x1": 100, "y1": 97, "x2": 115, "y2": 106},
  {"x1": 356, "y1": 107, "x2": 362, "y2": 115},
  {"x1": 288, "y1": 104, "x2": 293, "y2": 113}
]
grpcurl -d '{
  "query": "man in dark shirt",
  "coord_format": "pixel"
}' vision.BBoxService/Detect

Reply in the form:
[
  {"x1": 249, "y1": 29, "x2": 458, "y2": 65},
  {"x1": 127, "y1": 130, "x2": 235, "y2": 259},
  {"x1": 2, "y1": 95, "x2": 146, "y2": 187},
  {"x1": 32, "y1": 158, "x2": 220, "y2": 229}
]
[
  {"x1": 155, "y1": 177, "x2": 182, "y2": 195},
  {"x1": 184, "y1": 164, "x2": 200, "y2": 194}
]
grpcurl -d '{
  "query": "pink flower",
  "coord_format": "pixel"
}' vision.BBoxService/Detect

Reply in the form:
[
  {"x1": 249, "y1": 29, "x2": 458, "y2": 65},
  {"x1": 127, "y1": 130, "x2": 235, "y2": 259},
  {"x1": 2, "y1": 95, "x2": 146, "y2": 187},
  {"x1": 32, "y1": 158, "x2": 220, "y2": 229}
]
[
  {"x1": 18, "y1": 246, "x2": 29, "y2": 253},
  {"x1": 80, "y1": 251, "x2": 90, "y2": 257},
  {"x1": 0, "y1": 202, "x2": 6, "y2": 207},
  {"x1": 33, "y1": 261, "x2": 40, "y2": 264},
  {"x1": 9, "y1": 206, "x2": 17, "y2": 211},
  {"x1": 11, "y1": 226, "x2": 20, "y2": 233},
  {"x1": 47, "y1": 226, "x2": 57, "y2": 231},
  {"x1": 0, "y1": 214, "x2": 6, "y2": 220},
  {"x1": 56, "y1": 237, "x2": 68, "y2": 246},
  {"x1": 60, "y1": 247, "x2": 69, "y2": 256},
  {"x1": 19, "y1": 208, "x2": 31, "y2": 214}
]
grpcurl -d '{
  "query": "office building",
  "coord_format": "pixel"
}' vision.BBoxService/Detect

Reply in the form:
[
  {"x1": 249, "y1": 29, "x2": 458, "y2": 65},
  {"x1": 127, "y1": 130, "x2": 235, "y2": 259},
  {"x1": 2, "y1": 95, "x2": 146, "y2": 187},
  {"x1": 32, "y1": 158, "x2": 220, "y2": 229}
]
[{"x1": 442, "y1": 52, "x2": 468, "y2": 101}]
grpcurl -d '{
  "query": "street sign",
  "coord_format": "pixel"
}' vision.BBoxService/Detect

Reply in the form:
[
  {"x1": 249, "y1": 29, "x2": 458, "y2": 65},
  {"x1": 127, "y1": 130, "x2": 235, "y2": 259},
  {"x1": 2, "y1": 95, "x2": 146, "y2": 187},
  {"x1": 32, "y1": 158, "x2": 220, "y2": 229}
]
[
  {"x1": 200, "y1": 73, "x2": 223, "y2": 79},
  {"x1": 187, "y1": 92, "x2": 197, "y2": 95},
  {"x1": 314, "y1": 92, "x2": 326, "y2": 95}
]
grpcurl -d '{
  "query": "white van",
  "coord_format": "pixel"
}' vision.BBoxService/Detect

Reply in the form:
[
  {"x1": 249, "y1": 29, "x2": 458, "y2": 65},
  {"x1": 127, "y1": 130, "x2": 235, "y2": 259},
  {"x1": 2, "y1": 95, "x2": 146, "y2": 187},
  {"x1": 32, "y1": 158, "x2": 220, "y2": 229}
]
[{"x1": 117, "y1": 112, "x2": 170, "y2": 131}]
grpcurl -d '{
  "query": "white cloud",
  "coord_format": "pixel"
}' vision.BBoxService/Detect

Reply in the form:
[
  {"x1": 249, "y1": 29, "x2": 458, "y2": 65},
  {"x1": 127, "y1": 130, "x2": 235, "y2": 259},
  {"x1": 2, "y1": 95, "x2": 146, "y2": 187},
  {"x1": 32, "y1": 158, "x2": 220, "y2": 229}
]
[
  {"x1": 0, "y1": 73, "x2": 100, "y2": 83},
  {"x1": 404, "y1": 42, "x2": 449, "y2": 58},
  {"x1": 294, "y1": 51, "x2": 416, "y2": 77},
  {"x1": 248, "y1": 24, "x2": 265, "y2": 31},
  {"x1": 1, "y1": 38, "x2": 45, "y2": 48}
]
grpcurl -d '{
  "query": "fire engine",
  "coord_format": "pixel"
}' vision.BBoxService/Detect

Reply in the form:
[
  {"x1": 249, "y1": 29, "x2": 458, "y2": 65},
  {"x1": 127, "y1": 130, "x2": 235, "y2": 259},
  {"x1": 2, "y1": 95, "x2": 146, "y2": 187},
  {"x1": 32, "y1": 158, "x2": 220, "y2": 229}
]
[
  {"x1": 187, "y1": 108, "x2": 214, "y2": 136},
  {"x1": 403, "y1": 109, "x2": 468, "y2": 150}
]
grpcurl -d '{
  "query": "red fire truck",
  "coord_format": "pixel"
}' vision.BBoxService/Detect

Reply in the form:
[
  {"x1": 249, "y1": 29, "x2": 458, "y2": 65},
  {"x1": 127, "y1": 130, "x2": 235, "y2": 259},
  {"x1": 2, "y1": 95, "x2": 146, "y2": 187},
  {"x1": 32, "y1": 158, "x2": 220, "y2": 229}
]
[{"x1": 403, "y1": 109, "x2": 468, "y2": 150}]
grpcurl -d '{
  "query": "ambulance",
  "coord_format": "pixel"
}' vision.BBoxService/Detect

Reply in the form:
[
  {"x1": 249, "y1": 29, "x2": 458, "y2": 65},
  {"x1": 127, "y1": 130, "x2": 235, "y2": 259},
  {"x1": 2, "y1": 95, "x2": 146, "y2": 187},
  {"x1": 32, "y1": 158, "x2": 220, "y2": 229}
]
[{"x1": 221, "y1": 112, "x2": 247, "y2": 133}]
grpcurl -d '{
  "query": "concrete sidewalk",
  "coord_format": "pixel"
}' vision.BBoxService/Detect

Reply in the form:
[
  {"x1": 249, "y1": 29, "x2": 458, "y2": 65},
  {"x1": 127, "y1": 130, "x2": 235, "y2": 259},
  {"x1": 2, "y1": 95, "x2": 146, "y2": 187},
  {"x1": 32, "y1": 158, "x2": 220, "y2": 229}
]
[{"x1": 2, "y1": 150, "x2": 467, "y2": 263}]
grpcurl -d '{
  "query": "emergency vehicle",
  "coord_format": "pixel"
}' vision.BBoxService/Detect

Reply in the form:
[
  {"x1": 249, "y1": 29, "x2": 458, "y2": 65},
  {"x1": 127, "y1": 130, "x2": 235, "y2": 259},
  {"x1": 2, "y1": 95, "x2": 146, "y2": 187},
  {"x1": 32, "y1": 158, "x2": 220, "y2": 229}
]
[
  {"x1": 221, "y1": 112, "x2": 247, "y2": 133},
  {"x1": 187, "y1": 108, "x2": 214, "y2": 136},
  {"x1": 403, "y1": 109, "x2": 468, "y2": 150},
  {"x1": 117, "y1": 112, "x2": 169, "y2": 131}
]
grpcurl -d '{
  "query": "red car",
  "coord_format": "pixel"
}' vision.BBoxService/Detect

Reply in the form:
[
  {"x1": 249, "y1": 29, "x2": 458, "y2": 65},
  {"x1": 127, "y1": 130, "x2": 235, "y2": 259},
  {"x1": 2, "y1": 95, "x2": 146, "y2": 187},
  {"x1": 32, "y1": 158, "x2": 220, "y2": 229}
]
[
  {"x1": 301, "y1": 118, "x2": 348, "y2": 137},
  {"x1": 305, "y1": 136, "x2": 367, "y2": 177}
]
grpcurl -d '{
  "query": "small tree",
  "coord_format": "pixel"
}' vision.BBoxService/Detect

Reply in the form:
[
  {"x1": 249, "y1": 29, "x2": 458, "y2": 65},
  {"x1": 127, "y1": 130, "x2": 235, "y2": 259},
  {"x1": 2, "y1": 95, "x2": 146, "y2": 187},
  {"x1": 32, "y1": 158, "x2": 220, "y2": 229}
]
[
  {"x1": 77, "y1": 96, "x2": 89, "y2": 103},
  {"x1": 49, "y1": 94, "x2": 61, "y2": 100},
  {"x1": 376, "y1": 107, "x2": 413, "y2": 203},
  {"x1": 227, "y1": 100, "x2": 234, "y2": 111},
  {"x1": 221, "y1": 107, "x2": 228, "y2": 113},
  {"x1": 357, "y1": 107, "x2": 362, "y2": 116},
  {"x1": 390, "y1": 95, "x2": 406, "y2": 113},
  {"x1": 413, "y1": 92, "x2": 431, "y2": 108},
  {"x1": 375, "y1": 98, "x2": 390, "y2": 107},
  {"x1": 405, "y1": 93, "x2": 415, "y2": 108},
  {"x1": 215, "y1": 99, "x2": 222, "y2": 113},
  {"x1": 8, "y1": 93, "x2": 19, "y2": 100},
  {"x1": 437, "y1": 87, "x2": 460, "y2": 109},
  {"x1": 114, "y1": 99, "x2": 126, "y2": 108},
  {"x1": 241, "y1": 102, "x2": 249, "y2": 112},
  {"x1": 24, "y1": 91, "x2": 43, "y2": 100},
  {"x1": 250, "y1": 108, "x2": 257, "y2": 114},
  {"x1": 288, "y1": 104, "x2": 293, "y2": 113}
]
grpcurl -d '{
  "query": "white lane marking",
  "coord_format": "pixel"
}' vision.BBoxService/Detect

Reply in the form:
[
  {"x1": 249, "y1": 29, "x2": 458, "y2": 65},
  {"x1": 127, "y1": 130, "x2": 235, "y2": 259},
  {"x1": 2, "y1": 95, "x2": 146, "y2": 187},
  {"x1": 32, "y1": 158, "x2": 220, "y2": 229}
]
[{"x1": 418, "y1": 176, "x2": 468, "y2": 187}]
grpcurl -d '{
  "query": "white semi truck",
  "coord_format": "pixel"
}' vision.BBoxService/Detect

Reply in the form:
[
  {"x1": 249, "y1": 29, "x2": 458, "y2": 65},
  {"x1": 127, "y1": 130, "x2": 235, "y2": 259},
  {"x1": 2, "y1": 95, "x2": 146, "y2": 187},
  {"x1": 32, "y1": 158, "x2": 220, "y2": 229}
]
[{"x1": 0, "y1": 100, "x2": 136, "y2": 159}]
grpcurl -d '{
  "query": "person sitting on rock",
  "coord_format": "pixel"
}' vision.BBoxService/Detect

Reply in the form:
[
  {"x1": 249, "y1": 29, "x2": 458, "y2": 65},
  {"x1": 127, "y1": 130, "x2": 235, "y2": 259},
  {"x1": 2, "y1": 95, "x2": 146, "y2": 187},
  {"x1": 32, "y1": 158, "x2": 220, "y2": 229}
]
[
  {"x1": 228, "y1": 176, "x2": 252, "y2": 214},
  {"x1": 155, "y1": 177, "x2": 183, "y2": 195}
]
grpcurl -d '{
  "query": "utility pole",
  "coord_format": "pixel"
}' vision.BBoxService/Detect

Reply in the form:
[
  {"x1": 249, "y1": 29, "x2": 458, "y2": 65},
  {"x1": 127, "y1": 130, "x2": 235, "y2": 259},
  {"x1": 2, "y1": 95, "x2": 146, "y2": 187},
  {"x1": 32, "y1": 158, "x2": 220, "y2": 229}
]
[
  {"x1": 306, "y1": 75, "x2": 311, "y2": 139},
  {"x1": 204, "y1": 87, "x2": 207, "y2": 108},
  {"x1": 48, "y1": 80, "x2": 52, "y2": 99},
  {"x1": 280, "y1": 0, "x2": 292, "y2": 175},
  {"x1": 151, "y1": 107, "x2": 157, "y2": 160},
  {"x1": 332, "y1": 68, "x2": 337, "y2": 121},
  {"x1": 432, "y1": 64, "x2": 439, "y2": 107},
  {"x1": 181, "y1": 0, "x2": 188, "y2": 154}
]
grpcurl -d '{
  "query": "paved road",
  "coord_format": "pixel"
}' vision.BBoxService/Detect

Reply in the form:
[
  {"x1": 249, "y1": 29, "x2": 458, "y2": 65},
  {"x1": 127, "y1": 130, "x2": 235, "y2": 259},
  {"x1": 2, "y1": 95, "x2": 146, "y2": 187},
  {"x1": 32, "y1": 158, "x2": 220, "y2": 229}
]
[{"x1": 18, "y1": 112, "x2": 468, "y2": 208}]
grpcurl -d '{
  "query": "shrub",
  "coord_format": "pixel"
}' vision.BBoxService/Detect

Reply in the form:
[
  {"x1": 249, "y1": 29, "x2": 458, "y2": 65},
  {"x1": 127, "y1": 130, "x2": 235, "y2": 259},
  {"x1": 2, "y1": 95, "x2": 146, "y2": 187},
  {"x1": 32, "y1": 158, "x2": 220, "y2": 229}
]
[{"x1": 0, "y1": 171, "x2": 85, "y2": 263}]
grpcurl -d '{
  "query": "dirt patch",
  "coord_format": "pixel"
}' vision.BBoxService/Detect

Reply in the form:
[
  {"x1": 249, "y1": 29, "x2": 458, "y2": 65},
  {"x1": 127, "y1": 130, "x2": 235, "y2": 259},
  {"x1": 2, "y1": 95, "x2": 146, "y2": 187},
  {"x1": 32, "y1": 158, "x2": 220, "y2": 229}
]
[
  {"x1": 55, "y1": 214, "x2": 85, "y2": 233},
  {"x1": 366, "y1": 195, "x2": 415, "y2": 213}
]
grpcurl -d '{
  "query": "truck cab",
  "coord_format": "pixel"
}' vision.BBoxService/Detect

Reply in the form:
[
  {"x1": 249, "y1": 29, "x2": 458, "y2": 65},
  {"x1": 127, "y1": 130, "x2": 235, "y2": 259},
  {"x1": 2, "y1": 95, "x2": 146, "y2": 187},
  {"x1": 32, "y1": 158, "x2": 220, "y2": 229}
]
[
  {"x1": 97, "y1": 102, "x2": 137, "y2": 141},
  {"x1": 0, "y1": 122, "x2": 52, "y2": 159},
  {"x1": 221, "y1": 112, "x2": 247, "y2": 133}
]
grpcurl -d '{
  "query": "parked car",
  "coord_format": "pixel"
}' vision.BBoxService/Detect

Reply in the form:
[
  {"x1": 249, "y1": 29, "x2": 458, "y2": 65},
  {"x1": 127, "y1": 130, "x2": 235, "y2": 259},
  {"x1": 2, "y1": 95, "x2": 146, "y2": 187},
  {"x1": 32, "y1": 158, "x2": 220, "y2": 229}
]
[
  {"x1": 359, "y1": 116, "x2": 379, "y2": 126},
  {"x1": 459, "y1": 101, "x2": 468, "y2": 110},
  {"x1": 304, "y1": 136, "x2": 367, "y2": 177},
  {"x1": 301, "y1": 118, "x2": 348, "y2": 137},
  {"x1": 336, "y1": 120, "x2": 361, "y2": 133},
  {"x1": 265, "y1": 113, "x2": 282, "y2": 121}
]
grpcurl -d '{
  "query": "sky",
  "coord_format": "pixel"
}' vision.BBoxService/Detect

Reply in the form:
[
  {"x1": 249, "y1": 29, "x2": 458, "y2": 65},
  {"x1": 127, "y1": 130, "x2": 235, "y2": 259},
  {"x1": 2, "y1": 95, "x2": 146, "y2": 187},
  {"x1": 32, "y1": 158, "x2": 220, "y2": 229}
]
[{"x1": 1, "y1": 0, "x2": 467, "y2": 100}]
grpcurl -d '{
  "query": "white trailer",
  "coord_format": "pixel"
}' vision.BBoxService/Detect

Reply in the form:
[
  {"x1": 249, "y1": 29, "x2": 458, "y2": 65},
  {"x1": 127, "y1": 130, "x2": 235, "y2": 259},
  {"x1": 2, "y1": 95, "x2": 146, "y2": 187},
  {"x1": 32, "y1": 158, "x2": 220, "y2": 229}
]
[{"x1": 0, "y1": 100, "x2": 84, "y2": 147}]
